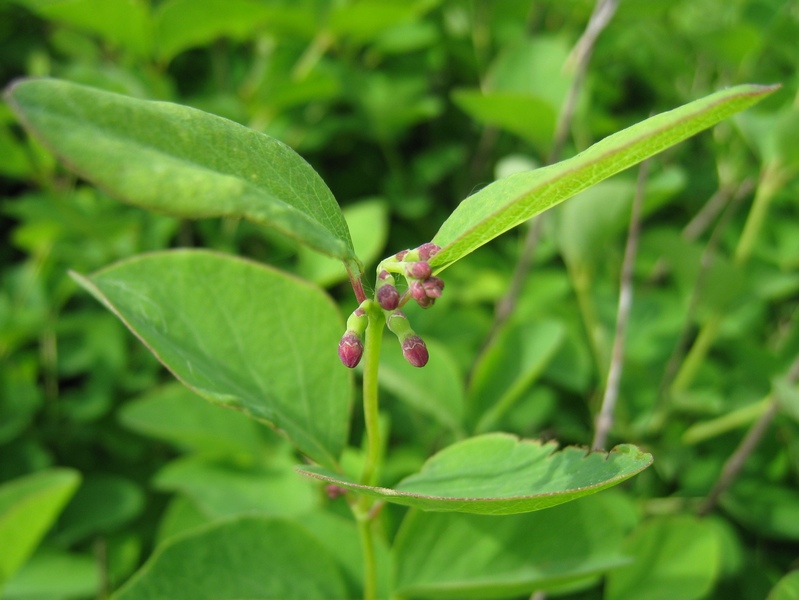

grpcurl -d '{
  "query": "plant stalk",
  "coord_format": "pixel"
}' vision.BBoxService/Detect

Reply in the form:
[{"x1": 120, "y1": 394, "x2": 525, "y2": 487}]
[{"x1": 353, "y1": 305, "x2": 384, "y2": 600}]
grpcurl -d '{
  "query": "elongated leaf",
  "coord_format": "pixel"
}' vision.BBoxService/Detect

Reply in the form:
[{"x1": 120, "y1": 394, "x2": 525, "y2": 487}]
[
  {"x1": 71, "y1": 250, "x2": 351, "y2": 469},
  {"x1": 4, "y1": 78, "x2": 360, "y2": 272},
  {"x1": 114, "y1": 516, "x2": 349, "y2": 600},
  {"x1": 394, "y1": 494, "x2": 631, "y2": 599},
  {"x1": 297, "y1": 433, "x2": 652, "y2": 515},
  {"x1": 430, "y1": 84, "x2": 779, "y2": 272},
  {"x1": 0, "y1": 469, "x2": 81, "y2": 588}
]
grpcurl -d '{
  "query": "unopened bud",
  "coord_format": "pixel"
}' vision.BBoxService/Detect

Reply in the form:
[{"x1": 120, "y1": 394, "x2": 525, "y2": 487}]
[
  {"x1": 405, "y1": 261, "x2": 432, "y2": 280},
  {"x1": 402, "y1": 334, "x2": 429, "y2": 367},
  {"x1": 409, "y1": 280, "x2": 427, "y2": 302},
  {"x1": 377, "y1": 284, "x2": 400, "y2": 310},
  {"x1": 326, "y1": 484, "x2": 347, "y2": 500},
  {"x1": 417, "y1": 243, "x2": 441, "y2": 261},
  {"x1": 378, "y1": 269, "x2": 392, "y2": 281},
  {"x1": 395, "y1": 249, "x2": 410, "y2": 261},
  {"x1": 422, "y1": 276, "x2": 445, "y2": 298},
  {"x1": 338, "y1": 332, "x2": 364, "y2": 368},
  {"x1": 416, "y1": 296, "x2": 435, "y2": 309}
]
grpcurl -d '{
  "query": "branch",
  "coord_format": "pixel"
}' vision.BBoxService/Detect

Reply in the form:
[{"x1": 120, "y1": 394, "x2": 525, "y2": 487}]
[
  {"x1": 593, "y1": 161, "x2": 649, "y2": 450},
  {"x1": 698, "y1": 353, "x2": 799, "y2": 516}
]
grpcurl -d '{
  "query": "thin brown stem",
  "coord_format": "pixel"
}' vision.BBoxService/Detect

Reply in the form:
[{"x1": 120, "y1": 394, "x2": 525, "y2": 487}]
[
  {"x1": 593, "y1": 161, "x2": 649, "y2": 450},
  {"x1": 698, "y1": 353, "x2": 799, "y2": 516}
]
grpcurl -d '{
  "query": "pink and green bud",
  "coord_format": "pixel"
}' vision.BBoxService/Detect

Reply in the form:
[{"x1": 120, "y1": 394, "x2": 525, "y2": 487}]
[
  {"x1": 402, "y1": 334, "x2": 429, "y2": 367},
  {"x1": 416, "y1": 295, "x2": 435, "y2": 309},
  {"x1": 394, "y1": 249, "x2": 410, "y2": 261},
  {"x1": 338, "y1": 332, "x2": 364, "y2": 368},
  {"x1": 405, "y1": 261, "x2": 432, "y2": 280},
  {"x1": 409, "y1": 280, "x2": 427, "y2": 302},
  {"x1": 377, "y1": 284, "x2": 400, "y2": 310},
  {"x1": 422, "y1": 276, "x2": 445, "y2": 298},
  {"x1": 417, "y1": 243, "x2": 441, "y2": 261}
]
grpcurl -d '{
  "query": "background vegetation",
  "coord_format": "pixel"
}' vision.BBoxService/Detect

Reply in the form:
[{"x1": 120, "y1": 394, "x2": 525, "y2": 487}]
[{"x1": 1, "y1": 0, "x2": 798, "y2": 598}]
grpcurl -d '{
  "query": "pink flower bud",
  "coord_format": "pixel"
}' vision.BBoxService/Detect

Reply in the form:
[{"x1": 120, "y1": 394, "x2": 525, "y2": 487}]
[
  {"x1": 395, "y1": 249, "x2": 410, "y2": 261},
  {"x1": 422, "y1": 276, "x2": 445, "y2": 298},
  {"x1": 377, "y1": 284, "x2": 400, "y2": 310},
  {"x1": 378, "y1": 269, "x2": 392, "y2": 281},
  {"x1": 416, "y1": 296, "x2": 435, "y2": 309},
  {"x1": 409, "y1": 280, "x2": 427, "y2": 302},
  {"x1": 406, "y1": 261, "x2": 432, "y2": 280},
  {"x1": 417, "y1": 243, "x2": 441, "y2": 261},
  {"x1": 402, "y1": 334, "x2": 429, "y2": 367},
  {"x1": 325, "y1": 484, "x2": 347, "y2": 499},
  {"x1": 338, "y1": 332, "x2": 364, "y2": 368}
]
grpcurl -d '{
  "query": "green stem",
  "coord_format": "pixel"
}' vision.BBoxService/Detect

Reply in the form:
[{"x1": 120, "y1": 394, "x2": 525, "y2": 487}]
[
  {"x1": 356, "y1": 513, "x2": 377, "y2": 600},
  {"x1": 353, "y1": 303, "x2": 384, "y2": 600},
  {"x1": 360, "y1": 307, "x2": 384, "y2": 486}
]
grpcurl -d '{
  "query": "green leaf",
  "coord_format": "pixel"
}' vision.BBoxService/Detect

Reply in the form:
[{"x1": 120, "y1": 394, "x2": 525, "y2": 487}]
[
  {"x1": 767, "y1": 570, "x2": 799, "y2": 600},
  {"x1": 154, "y1": 0, "x2": 273, "y2": 62},
  {"x1": 70, "y1": 249, "x2": 351, "y2": 469},
  {"x1": 0, "y1": 468, "x2": 81, "y2": 588},
  {"x1": 153, "y1": 455, "x2": 317, "y2": 519},
  {"x1": 11, "y1": 0, "x2": 152, "y2": 57},
  {"x1": 113, "y1": 516, "x2": 349, "y2": 600},
  {"x1": 297, "y1": 433, "x2": 652, "y2": 515},
  {"x1": 3, "y1": 550, "x2": 99, "y2": 600},
  {"x1": 4, "y1": 78, "x2": 360, "y2": 271},
  {"x1": 451, "y1": 91, "x2": 556, "y2": 148},
  {"x1": 605, "y1": 515, "x2": 722, "y2": 600},
  {"x1": 430, "y1": 84, "x2": 779, "y2": 272},
  {"x1": 118, "y1": 382, "x2": 265, "y2": 457},
  {"x1": 51, "y1": 475, "x2": 144, "y2": 547},
  {"x1": 393, "y1": 494, "x2": 633, "y2": 599}
]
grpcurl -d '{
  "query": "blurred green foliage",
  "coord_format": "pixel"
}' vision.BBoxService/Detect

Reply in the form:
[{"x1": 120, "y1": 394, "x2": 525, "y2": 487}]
[{"x1": 1, "y1": 0, "x2": 798, "y2": 598}]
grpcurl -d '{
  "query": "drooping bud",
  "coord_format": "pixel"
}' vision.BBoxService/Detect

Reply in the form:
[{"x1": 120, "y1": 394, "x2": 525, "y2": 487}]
[
  {"x1": 416, "y1": 295, "x2": 435, "y2": 309},
  {"x1": 401, "y1": 334, "x2": 429, "y2": 367},
  {"x1": 405, "y1": 261, "x2": 432, "y2": 280},
  {"x1": 377, "y1": 284, "x2": 400, "y2": 310},
  {"x1": 417, "y1": 243, "x2": 441, "y2": 261},
  {"x1": 338, "y1": 332, "x2": 364, "y2": 368},
  {"x1": 422, "y1": 276, "x2": 445, "y2": 298}
]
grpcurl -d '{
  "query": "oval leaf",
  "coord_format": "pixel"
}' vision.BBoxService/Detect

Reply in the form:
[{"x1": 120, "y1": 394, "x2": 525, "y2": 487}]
[
  {"x1": 0, "y1": 469, "x2": 81, "y2": 588},
  {"x1": 4, "y1": 78, "x2": 359, "y2": 271},
  {"x1": 70, "y1": 250, "x2": 351, "y2": 469},
  {"x1": 297, "y1": 433, "x2": 652, "y2": 515},
  {"x1": 114, "y1": 516, "x2": 349, "y2": 600},
  {"x1": 430, "y1": 84, "x2": 779, "y2": 272}
]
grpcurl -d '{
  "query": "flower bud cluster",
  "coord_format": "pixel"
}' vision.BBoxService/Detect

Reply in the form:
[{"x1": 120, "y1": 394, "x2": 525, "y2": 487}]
[
  {"x1": 337, "y1": 242, "x2": 444, "y2": 369},
  {"x1": 393, "y1": 243, "x2": 444, "y2": 310}
]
